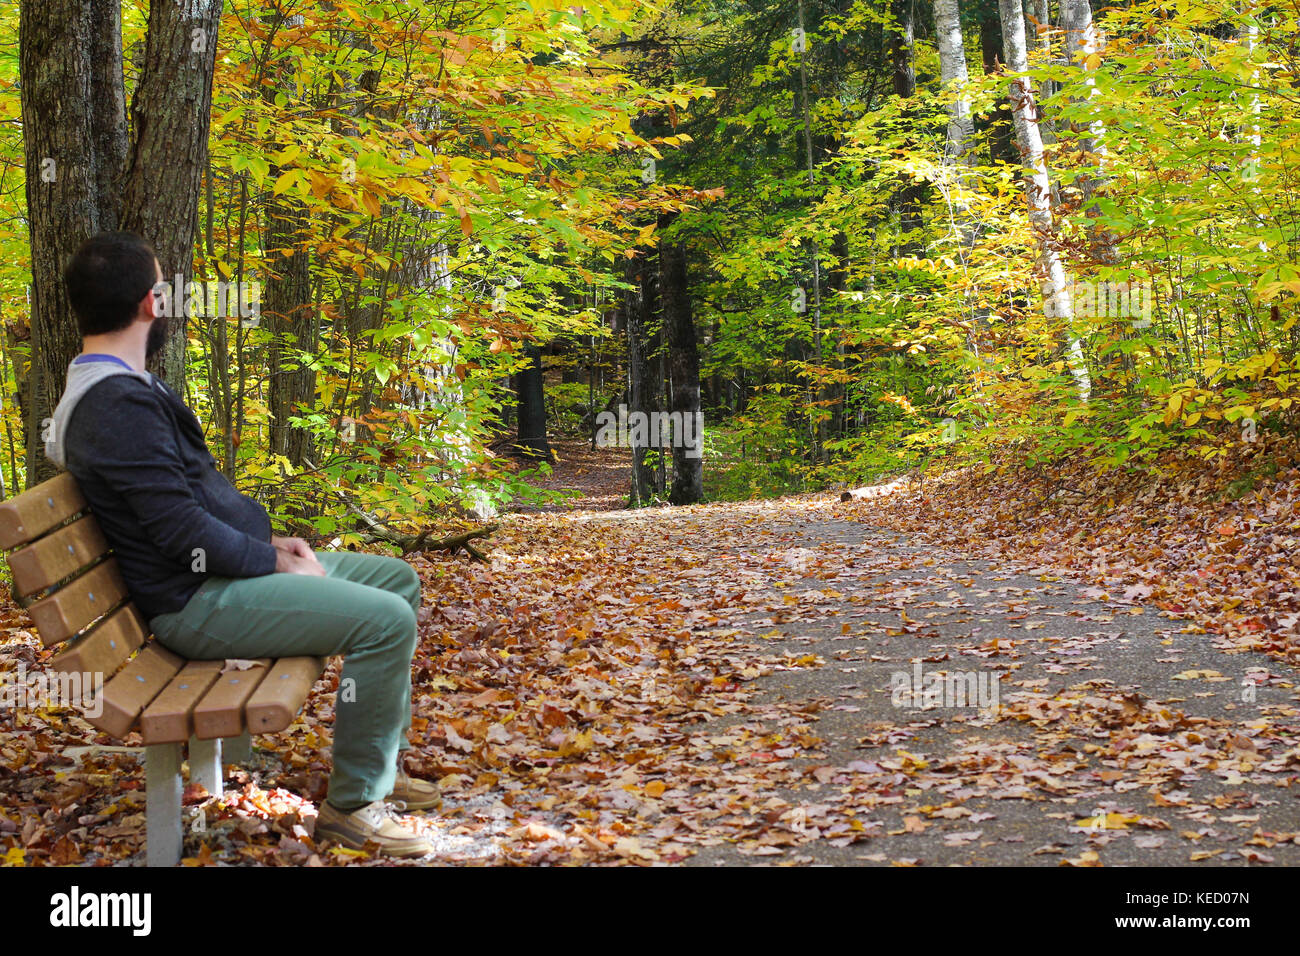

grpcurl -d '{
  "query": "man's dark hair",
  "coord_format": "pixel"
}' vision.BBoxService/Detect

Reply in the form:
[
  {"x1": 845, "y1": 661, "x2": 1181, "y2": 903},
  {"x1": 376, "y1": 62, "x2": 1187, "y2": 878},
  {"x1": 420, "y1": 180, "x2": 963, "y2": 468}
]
[{"x1": 64, "y1": 232, "x2": 158, "y2": 336}]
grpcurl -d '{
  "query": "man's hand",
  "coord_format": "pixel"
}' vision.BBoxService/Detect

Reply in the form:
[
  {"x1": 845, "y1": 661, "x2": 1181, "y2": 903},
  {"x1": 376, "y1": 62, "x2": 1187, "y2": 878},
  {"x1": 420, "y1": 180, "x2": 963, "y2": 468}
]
[
  {"x1": 275, "y1": 548, "x2": 326, "y2": 576},
  {"x1": 271, "y1": 535, "x2": 314, "y2": 559}
]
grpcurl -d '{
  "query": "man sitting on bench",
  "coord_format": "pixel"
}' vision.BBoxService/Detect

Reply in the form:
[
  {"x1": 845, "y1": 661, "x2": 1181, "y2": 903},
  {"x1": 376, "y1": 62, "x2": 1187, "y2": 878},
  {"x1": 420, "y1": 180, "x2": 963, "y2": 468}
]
[{"x1": 44, "y1": 231, "x2": 437, "y2": 858}]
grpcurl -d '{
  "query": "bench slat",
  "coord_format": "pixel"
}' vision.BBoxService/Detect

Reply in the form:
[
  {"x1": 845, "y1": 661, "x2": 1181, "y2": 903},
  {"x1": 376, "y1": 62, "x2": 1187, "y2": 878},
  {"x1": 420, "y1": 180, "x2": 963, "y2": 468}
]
[
  {"x1": 93, "y1": 641, "x2": 185, "y2": 738},
  {"x1": 7, "y1": 475, "x2": 326, "y2": 767},
  {"x1": 139, "y1": 660, "x2": 225, "y2": 745},
  {"x1": 245, "y1": 657, "x2": 324, "y2": 735},
  {"x1": 193, "y1": 659, "x2": 271, "y2": 740},
  {"x1": 51, "y1": 603, "x2": 148, "y2": 683},
  {"x1": 8, "y1": 514, "x2": 111, "y2": 598},
  {"x1": 25, "y1": 559, "x2": 129, "y2": 647},
  {"x1": 0, "y1": 472, "x2": 86, "y2": 550}
]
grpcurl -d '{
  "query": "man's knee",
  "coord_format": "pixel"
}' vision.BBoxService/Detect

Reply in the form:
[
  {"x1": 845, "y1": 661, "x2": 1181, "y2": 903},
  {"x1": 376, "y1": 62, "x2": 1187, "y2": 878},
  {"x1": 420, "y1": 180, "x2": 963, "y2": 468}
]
[
  {"x1": 379, "y1": 593, "x2": 419, "y2": 656},
  {"x1": 395, "y1": 560, "x2": 421, "y2": 612},
  {"x1": 374, "y1": 555, "x2": 421, "y2": 612}
]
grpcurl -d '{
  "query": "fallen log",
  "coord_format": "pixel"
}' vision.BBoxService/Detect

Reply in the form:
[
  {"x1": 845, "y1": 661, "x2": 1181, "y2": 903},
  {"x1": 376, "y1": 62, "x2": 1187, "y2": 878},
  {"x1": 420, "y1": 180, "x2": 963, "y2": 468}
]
[
  {"x1": 301, "y1": 456, "x2": 498, "y2": 561},
  {"x1": 349, "y1": 520, "x2": 499, "y2": 562},
  {"x1": 399, "y1": 523, "x2": 499, "y2": 560}
]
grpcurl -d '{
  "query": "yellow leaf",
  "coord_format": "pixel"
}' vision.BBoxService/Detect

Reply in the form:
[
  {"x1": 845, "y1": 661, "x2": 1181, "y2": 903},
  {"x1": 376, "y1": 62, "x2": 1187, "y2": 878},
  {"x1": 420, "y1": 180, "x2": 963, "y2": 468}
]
[
  {"x1": 328, "y1": 846, "x2": 370, "y2": 860},
  {"x1": 558, "y1": 731, "x2": 593, "y2": 756},
  {"x1": 1077, "y1": 812, "x2": 1138, "y2": 830}
]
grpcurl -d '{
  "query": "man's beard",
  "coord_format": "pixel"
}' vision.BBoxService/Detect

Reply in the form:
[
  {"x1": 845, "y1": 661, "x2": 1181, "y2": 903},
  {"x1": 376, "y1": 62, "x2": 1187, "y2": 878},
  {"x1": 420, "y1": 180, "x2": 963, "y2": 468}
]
[{"x1": 145, "y1": 314, "x2": 168, "y2": 361}]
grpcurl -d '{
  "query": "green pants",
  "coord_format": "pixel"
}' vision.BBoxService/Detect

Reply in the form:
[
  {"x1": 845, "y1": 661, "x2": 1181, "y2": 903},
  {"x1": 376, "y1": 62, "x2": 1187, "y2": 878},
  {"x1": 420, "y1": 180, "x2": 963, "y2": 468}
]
[{"x1": 149, "y1": 551, "x2": 420, "y2": 810}]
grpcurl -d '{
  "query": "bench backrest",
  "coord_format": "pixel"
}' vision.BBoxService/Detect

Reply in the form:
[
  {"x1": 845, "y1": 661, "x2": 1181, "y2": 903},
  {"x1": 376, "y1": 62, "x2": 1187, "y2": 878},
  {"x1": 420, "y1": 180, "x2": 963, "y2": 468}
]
[
  {"x1": 1, "y1": 472, "x2": 161, "y2": 734},
  {"x1": 1, "y1": 472, "x2": 323, "y2": 744}
]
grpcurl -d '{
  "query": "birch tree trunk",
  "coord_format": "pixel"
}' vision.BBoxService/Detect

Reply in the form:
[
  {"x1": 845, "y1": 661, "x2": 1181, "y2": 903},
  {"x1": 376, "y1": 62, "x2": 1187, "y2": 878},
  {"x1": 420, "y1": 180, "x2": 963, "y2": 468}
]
[
  {"x1": 1060, "y1": 0, "x2": 1105, "y2": 190},
  {"x1": 933, "y1": 0, "x2": 976, "y2": 169},
  {"x1": 1060, "y1": 0, "x2": 1116, "y2": 265},
  {"x1": 932, "y1": 0, "x2": 991, "y2": 365},
  {"x1": 999, "y1": 0, "x2": 1091, "y2": 400}
]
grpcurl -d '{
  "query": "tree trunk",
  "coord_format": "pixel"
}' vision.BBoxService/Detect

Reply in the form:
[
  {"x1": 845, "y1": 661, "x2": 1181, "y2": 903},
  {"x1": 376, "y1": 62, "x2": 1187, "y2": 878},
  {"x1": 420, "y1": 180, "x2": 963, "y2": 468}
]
[
  {"x1": 264, "y1": 203, "x2": 316, "y2": 468},
  {"x1": 514, "y1": 341, "x2": 552, "y2": 460},
  {"x1": 1060, "y1": 0, "x2": 1102, "y2": 164},
  {"x1": 890, "y1": 0, "x2": 924, "y2": 254},
  {"x1": 19, "y1": 0, "x2": 135, "y2": 486},
  {"x1": 934, "y1": 0, "x2": 976, "y2": 169},
  {"x1": 627, "y1": 252, "x2": 663, "y2": 504},
  {"x1": 979, "y1": 3, "x2": 1018, "y2": 165},
  {"x1": 88, "y1": 0, "x2": 128, "y2": 231},
  {"x1": 118, "y1": 0, "x2": 226, "y2": 390},
  {"x1": 933, "y1": 0, "x2": 990, "y2": 358},
  {"x1": 1060, "y1": 0, "x2": 1115, "y2": 264},
  {"x1": 261, "y1": 36, "x2": 316, "y2": 471},
  {"x1": 660, "y1": 231, "x2": 703, "y2": 505},
  {"x1": 998, "y1": 0, "x2": 1091, "y2": 400}
]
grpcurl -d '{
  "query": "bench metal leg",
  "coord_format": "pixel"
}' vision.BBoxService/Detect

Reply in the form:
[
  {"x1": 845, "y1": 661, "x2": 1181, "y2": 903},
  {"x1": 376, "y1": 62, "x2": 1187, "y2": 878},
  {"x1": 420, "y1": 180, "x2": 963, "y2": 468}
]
[
  {"x1": 188, "y1": 736, "x2": 223, "y2": 795},
  {"x1": 145, "y1": 743, "x2": 183, "y2": 867},
  {"x1": 223, "y1": 731, "x2": 252, "y2": 764}
]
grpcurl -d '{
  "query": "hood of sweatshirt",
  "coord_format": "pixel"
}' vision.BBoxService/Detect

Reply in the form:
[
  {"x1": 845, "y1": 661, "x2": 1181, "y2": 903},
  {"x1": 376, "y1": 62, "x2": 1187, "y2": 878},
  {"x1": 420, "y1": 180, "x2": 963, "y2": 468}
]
[{"x1": 45, "y1": 358, "x2": 153, "y2": 470}]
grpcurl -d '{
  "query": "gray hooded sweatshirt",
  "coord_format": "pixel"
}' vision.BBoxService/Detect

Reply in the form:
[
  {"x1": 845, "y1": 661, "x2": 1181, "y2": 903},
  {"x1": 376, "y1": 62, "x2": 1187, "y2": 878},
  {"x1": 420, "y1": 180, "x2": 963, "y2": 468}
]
[
  {"x1": 45, "y1": 357, "x2": 152, "y2": 469},
  {"x1": 47, "y1": 355, "x2": 278, "y2": 619}
]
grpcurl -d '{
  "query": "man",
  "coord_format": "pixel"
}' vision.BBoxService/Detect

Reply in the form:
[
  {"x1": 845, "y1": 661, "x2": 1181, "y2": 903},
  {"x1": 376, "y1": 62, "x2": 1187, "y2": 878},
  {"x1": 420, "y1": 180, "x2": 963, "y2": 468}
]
[{"x1": 45, "y1": 231, "x2": 437, "y2": 858}]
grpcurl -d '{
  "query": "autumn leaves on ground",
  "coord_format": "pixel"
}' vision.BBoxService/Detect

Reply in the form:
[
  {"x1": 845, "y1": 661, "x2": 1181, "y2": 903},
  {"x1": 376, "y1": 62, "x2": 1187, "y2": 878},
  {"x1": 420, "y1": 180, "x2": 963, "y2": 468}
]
[{"x1": 3, "y1": 440, "x2": 1299, "y2": 867}]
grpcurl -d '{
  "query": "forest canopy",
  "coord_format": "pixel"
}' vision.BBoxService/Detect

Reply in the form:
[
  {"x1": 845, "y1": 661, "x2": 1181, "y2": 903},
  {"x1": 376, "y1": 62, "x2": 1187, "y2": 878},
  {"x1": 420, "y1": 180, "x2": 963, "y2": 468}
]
[{"x1": 0, "y1": 0, "x2": 1296, "y2": 528}]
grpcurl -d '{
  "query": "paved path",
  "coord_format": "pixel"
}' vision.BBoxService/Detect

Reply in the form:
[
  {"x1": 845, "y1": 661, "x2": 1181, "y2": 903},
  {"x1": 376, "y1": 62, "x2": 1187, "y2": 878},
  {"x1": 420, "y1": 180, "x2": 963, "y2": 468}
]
[
  {"x1": 668, "y1": 501, "x2": 1300, "y2": 865},
  {"x1": 467, "y1": 496, "x2": 1298, "y2": 866}
]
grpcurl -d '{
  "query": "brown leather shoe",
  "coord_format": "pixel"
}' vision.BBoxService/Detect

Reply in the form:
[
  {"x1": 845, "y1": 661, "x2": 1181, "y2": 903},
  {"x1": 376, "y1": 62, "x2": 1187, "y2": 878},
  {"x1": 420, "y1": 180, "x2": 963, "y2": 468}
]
[
  {"x1": 386, "y1": 766, "x2": 441, "y2": 811},
  {"x1": 315, "y1": 800, "x2": 433, "y2": 858}
]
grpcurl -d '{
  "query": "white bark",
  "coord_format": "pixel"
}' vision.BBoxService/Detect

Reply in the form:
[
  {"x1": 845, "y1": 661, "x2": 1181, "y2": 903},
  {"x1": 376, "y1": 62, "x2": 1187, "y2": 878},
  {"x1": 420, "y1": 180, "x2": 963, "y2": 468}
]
[
  {"x1": 1060, "y1": 0, "x2": 1106, "y2": 178},
  {"x1": 999, "y1": 0, "x2": 1091, "y2": 400},
  {"x1": 933, "y1": 0, "x2": 976, "y2": 168},
  {"x1": 1061, "y1": 0, "x2": 1115, "y2": 265},
  {"x1": 1035, "y1": 0, "x2": 1057, "y2": 143},
  {"x1": 1240, "y1": 15, "x2": 1261, "y2": 183},
  {"x1": 931, "y1": 0, "x2": 990, "y2": 371}
]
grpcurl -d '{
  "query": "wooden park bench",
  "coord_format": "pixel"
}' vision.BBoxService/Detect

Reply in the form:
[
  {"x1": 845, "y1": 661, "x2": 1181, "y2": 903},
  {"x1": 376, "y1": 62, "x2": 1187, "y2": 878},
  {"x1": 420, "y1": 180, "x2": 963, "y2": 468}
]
[{"x1": 0, "y1": 472, "x2": 325, "y2": 866}]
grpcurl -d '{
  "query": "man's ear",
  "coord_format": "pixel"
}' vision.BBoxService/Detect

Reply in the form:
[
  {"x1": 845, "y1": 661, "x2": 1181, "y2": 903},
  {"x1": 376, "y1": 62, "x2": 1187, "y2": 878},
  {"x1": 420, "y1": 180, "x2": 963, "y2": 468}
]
[{"x1": 140, "y1": 282, "x2": 164, "y2": 322}]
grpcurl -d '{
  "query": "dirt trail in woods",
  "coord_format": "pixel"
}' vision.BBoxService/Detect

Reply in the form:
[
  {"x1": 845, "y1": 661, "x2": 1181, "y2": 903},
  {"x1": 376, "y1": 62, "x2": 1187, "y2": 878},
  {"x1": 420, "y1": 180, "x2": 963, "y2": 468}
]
[
  {"x1": 1, "y1": 447, "x2": 1297, "y2": 866},
  {"x1": 405, "y1": 450, "x2": 1299, "y2": 866}
]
